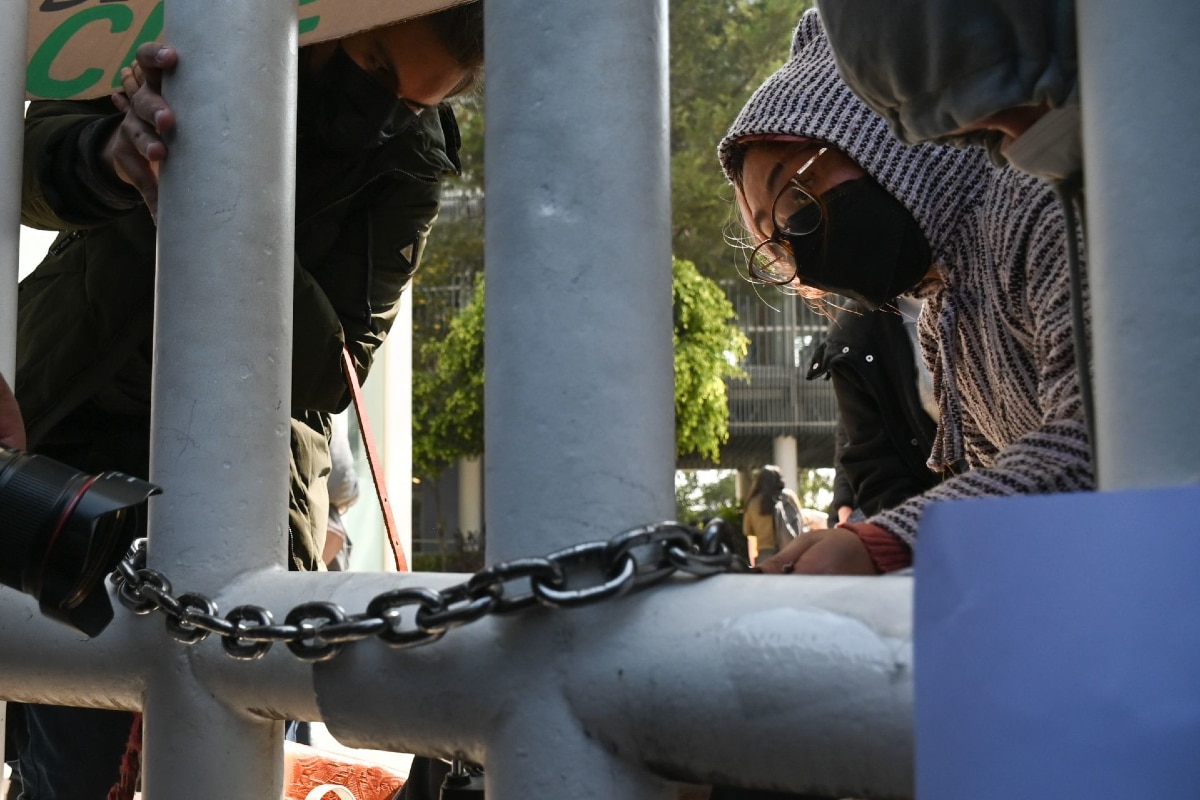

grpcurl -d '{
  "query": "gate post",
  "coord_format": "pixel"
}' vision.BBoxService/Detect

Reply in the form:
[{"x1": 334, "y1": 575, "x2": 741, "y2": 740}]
[
  {"x1": 1077, "y1": 0, "x2": 1200, "y2": 489},
  {"x1": 0, "y1": 0, "x2": 29, "y2": 770},
  {"x1": 142, "y1": 0, "x2": 298, "y2": 796},
  {"x1": 0, "y1": 0, "x2": 28, "y2": 374},
  {"x1": 484, "y1": 0, "x2": 675, "y2": 796},
  {"x1": 484, "y1": 2, "x2": 674, "y2": 556}
]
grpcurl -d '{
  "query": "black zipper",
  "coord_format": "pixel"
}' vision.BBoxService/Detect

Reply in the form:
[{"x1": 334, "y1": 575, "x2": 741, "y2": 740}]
[{"x1": 48, "y1": 229, "x2": 85, "y2": 256}]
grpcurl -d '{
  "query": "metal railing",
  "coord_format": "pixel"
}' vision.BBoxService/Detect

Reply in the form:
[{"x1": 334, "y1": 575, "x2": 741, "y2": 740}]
[
  {"x1": 0, "y1": 2, "x2": 916, "y2": 799},
  {"x1": 716, "y1": 281, "x2": 837, "y2": 469},
  {"x1": 25, "y1": 0, "x2": 1200, "y2": 796}
]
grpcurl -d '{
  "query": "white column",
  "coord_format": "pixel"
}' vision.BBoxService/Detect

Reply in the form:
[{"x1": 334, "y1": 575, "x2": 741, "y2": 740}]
[
  {"x1": 735, "y1": 468, "x2": 752, "y2": 503},
  {"x1": 772, "y1": 435, "x2": 799, "y2": 493},
  {"x1": 457, "y1": 455, "x2": 482, "y2": 550},
  {"x1": 383, "y1": 290, "x2": 414, "y2": 569},
  {"x1": 485, "y1": 1, "x2": 674, "y2": 560}
]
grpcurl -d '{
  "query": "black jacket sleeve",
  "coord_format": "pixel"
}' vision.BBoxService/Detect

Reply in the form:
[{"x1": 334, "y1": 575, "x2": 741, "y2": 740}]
[{"x1": 23, "y1": 99, "x2": 144, "y2": 229}]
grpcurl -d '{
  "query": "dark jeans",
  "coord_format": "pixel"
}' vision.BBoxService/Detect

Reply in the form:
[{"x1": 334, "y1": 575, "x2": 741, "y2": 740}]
[{"x1": 17, "y1": 705, "x2": 132, "y2": 800}]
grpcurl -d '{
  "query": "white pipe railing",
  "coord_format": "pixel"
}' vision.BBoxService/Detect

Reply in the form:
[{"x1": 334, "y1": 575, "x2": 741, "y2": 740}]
[{"x1": 0, "y1": 571, "x2": 915, "y2": 798}]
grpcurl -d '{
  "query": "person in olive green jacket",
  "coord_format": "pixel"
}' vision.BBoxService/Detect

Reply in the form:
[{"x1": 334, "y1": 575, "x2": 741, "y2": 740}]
[
  {"x1": 13, "y1": 6, "x2": 482, "y2": 800},
  {"x1": 19, "y1": 7, "x2": 481, "y2": 571}
]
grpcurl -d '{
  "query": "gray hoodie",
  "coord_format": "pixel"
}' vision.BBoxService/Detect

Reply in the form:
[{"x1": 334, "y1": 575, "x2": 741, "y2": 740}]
[{"x1": 816, "y1": 0, "x2": 1078, "y2": 154}]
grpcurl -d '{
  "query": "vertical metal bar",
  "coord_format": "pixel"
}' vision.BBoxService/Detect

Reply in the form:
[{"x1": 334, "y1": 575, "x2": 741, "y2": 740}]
[
  {"x1": 0, "y1": 5, "x2": 31, "y2": 767},
  {"x1": 0, "y1": 0, "x2": 29, "y2": 377},
  {"x1": 150, "y1": 0, "x2": 297, "y2": 588},
  {"x1": 144, "y1": 670, "x2": 286, "y2": 800},
  {"x1": 483, "y1": 1, "x2": 673, "y2": 796},
  {"x1": 1077, "y1": 0, "x2": 1200, "y2": 490},
  {"x1": 458, "y1": 455, "x2": 482, "y2": 543},
  {"x1": 143, "y1": 0, "x2": 297, "y2": 796},
  {"x1": 773, "y1": 435, "x2": 799, "y2": 492},
  {"x1": 485, "y1": 0, "x2": 675, "y2": 561},
  {"x1": 384, "y1": 291, "x2": 415, "y2": 567}
]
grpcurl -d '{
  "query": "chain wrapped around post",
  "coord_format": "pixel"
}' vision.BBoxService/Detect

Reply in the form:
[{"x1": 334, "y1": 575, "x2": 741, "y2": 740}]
[{"x1": 110, "y1": 519, "x2": 749, "y2": 663}]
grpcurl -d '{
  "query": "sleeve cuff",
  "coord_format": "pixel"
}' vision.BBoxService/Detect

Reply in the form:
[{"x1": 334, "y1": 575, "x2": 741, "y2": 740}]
[
  {"x1": 837, "y1": 522, "x2": 912, "y2": 573},
  {"x1": 75, "y1": 115, "x2": 145, "y2": 210}
]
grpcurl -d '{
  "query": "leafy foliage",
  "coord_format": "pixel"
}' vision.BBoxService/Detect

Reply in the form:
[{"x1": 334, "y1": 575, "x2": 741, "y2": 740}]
[
  {"x1": 411, "y1": 2, "x2": 814, "y2": 474},
  {"x1": 675, "y1": 470, "x2": 738, "y2": 523},
  {"x1": 411, "y1": 97, "x2": 485, "y2": 343},
  {"x1": 673, "y1": 257, "x2": 748, "y2": 461},
  {"x1": 412, "y1": 274, "x2": 485, "y2": 478},
  {"x1": 413, "y1": 260, "x2": 747, "y2": 478},
  {"x1": 798, "y1": 467, "x2": 835, "y2": 511},
  {"x1": 418, "y1": 1, "x2": 808, "y2": 291},
  {"x1": 670, "y1": 0, "x2": 812, "y2": 280}
]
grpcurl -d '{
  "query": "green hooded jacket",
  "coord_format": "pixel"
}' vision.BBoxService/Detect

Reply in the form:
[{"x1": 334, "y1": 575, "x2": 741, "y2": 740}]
[{"x1": 17, "y1": 97, "x2": 458, "y2": 570}]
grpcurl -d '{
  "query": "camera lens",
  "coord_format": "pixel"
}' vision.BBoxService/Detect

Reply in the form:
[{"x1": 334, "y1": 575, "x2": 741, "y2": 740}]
[{"x1": 0, "y1": 446, "x2": 160, "y2": 636}]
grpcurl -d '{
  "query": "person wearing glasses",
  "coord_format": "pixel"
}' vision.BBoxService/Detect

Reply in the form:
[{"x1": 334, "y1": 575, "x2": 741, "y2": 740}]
[{"x1": 717, "y1": 9, "x2": 1093, "y2": 577}]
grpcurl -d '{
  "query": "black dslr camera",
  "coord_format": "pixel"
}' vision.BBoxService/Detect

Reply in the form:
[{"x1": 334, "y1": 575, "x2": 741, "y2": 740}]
[{"x1": 0, "y1": 446, "x2": 160, "y2": 636}]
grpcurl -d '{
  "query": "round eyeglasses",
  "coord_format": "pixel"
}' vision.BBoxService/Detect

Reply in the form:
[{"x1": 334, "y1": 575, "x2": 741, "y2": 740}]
[{"x1": 747, "y1": 147, "x2": 828, "y2": 285}]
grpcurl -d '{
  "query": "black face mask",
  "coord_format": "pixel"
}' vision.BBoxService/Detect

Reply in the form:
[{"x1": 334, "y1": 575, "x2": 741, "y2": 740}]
[
  {"x1": 779, "y1": 177, "x2": 932, "y2": 310},
  {"x1": 297, "y1": 45, "x2": 419, "y2": 152}
]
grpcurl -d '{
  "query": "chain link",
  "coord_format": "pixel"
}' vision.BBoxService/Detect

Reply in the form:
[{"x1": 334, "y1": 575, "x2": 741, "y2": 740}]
[{"x1": 108, "y1": 520, "x2": 749, "y2": 662}]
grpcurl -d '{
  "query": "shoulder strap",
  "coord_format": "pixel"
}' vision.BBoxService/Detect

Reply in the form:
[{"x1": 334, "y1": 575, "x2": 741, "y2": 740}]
[{"x1": 341, "y1": 347, "x2": 409, "y2": 572}]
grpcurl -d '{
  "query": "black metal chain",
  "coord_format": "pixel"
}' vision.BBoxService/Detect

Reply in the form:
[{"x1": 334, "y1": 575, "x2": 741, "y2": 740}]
[{"x1": 109, "y1": 519, "x2": 748, "y2": 663}]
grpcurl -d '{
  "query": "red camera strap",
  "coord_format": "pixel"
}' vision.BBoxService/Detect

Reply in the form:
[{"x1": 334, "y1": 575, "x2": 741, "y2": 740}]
[{"x1": 341, "y1": 347, "x2": 409, "y2": 572}]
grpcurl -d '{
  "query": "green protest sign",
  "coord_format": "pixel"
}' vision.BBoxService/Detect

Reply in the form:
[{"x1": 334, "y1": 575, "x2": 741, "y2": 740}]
[{"x1": 25, "y1": 0, "x2": 463, "y2": 100}]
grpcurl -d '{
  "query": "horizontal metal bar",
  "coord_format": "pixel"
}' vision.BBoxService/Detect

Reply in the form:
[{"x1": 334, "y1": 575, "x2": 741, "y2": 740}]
[
  {"x1": 3, "y1": 567, "x2": 913, "y2": 796},
  {"x1": 312, "y1": 573, "x2": 914, "y2": 797}
]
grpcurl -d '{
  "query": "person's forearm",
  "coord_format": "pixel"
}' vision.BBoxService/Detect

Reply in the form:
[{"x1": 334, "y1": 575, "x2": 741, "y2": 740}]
[{"x1": 24, "y1": 100, "x2": 144, "y2": 227}]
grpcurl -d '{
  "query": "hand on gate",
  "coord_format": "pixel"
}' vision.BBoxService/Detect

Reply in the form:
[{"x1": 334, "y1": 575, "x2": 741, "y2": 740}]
[
  {"x1": 756, "y1": 526, "x2": 877, "y2": 575},
  {"x1": 106, "y1": 42, "x2": 179, "y2": 223}
]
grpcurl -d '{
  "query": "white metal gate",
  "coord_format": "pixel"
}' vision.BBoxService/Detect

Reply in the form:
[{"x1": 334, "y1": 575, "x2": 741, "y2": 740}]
[{"x1": 4, "y1": 0, "x2": 1200, "y2": 798}]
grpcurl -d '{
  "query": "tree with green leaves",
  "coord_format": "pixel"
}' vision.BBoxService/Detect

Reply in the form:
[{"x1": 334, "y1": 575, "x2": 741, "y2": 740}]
[
  {"x1": 412, "y1": 1, "x2": 815, "y2": 474},
  {"x1": 412, "y1": 273, "x2": 485, "y2": 479},
  {"x1": 673, "y1": 257, "x2": 748, "y2": 461},
  {"x1": 416, "y1": 1, "x2": 810, "y2": 289},
  {"x1": 413, "y1": 258, "x2": 747, "y2": 478},
  {"x1": 670, "y1": 0, "x2": 812, "y2": 280},
  {"x1": 675, "y1": 470, "x2": 738, "y2": 523}
]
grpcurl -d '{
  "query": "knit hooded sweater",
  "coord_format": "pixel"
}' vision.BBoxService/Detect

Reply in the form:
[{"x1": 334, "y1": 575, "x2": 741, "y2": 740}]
[{"x1": 719, "y1": 9, "x2": 1093, "y2": 552}]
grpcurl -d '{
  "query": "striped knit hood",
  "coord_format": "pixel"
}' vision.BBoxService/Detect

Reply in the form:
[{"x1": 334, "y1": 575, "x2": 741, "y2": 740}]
[{"x1": 718, "y1": 9, "x2": 994, "y2": 270}]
